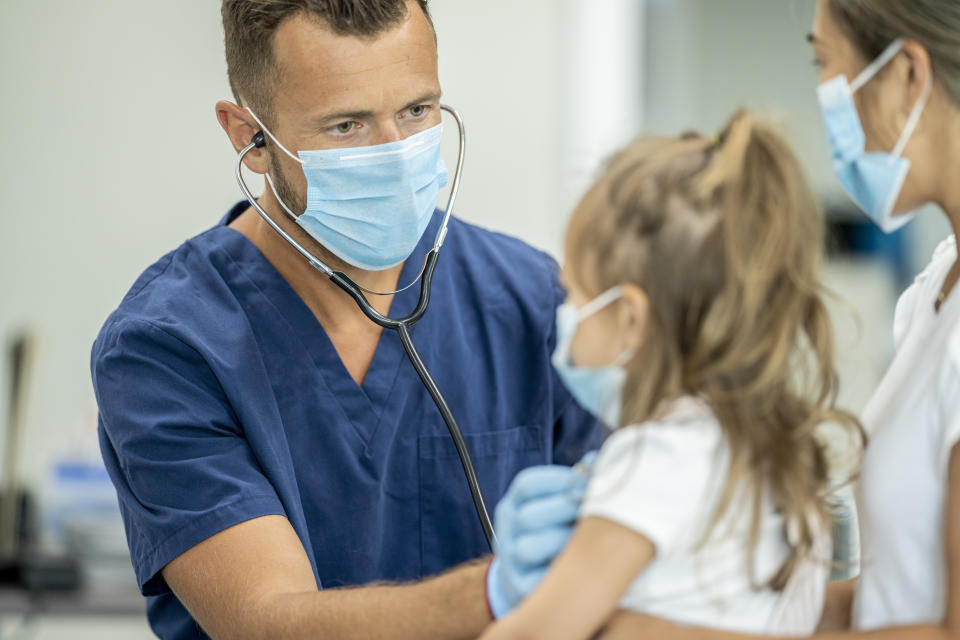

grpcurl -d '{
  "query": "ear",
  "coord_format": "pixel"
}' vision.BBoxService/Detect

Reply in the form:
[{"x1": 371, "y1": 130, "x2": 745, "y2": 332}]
[
  {"x1": 618, "y1": 284, "x2": 649, "y2": 352},
  {"x1": 899, "y1": 40, "x2": 933, "y2": 118},
  {"x1": 216, "y1": 99, "x2": 269, "y2": 175}
]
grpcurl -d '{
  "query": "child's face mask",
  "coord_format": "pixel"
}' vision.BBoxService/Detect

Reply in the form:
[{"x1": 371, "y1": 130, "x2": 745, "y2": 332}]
[{"x1": 551, "y1": 286, "x2": 634, "y2": 428}]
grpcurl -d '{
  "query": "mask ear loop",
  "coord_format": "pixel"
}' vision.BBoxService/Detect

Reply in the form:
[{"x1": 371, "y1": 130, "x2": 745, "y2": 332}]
[
  {"x1": 245, "y1": 107, "x2": 304, "y2": 164},
  {"x1": 576, "y1": 285, "x2": 625, "y2": 320},
  {"x1": 850, "y1": 38, "x2": 905, "y2": 93},
  {"x1": 575, "y1": 285, "x2": 637, "y2": 365},
  {"x1": 890, "y1": 74, "x2": 933, "y2": 160},
  {"x1": 244, "y1": 106, "x2": 436, "y2": 297}
]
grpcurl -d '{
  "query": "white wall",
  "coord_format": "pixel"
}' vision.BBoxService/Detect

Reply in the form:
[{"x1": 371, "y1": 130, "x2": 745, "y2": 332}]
[
  {"x1": 0, "y1": 2, "x2": 645, "y2": 490},
  {"x1": 645, "y1": 0, "x2": 834, "y2": 194},
  {"x1": 432, "y1": 0, "x2": 645, "y2": 258},
  {"x1": 0, "y1": 1, "x2": 238, "y2": 488}
]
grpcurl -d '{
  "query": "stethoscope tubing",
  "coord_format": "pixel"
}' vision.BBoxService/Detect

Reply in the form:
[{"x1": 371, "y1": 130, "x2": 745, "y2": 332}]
[{"x1": 235, "y1": 105, "x2": 497, "y2": 550}]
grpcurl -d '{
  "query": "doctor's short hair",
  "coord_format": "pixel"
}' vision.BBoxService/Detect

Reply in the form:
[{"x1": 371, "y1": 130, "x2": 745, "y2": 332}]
[
  {"x1": 565, "y1": 110, "x2": 863, "y2": 591},
  {"x1": 221, "y1": 0, "x2": 433, "y2": 124},
  {"x1": 828, "y1": 0, "x2": 960, "y2": 104}
]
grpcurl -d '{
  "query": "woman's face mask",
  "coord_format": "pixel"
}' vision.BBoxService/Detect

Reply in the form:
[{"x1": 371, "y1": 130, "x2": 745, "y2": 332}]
[{"x1": 816, "y1": 38, "x2": 931, "y2": 233}]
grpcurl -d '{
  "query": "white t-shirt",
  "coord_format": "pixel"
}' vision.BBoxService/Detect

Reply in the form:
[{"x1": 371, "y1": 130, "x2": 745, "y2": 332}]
[
  {"x1": 854, "y1": 236, "x2": 960, "y2": 630},
  {"x1": 580, "y1": 397, "x2": 829, "y2": 635}
]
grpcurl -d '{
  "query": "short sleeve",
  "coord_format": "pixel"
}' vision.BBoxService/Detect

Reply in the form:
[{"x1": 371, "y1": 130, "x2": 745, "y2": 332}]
[
  {"x1": 92, "y1": 319, "x2": 285, "y2": 595},
  {"x1": 579, "y1": 410, "x2": 724, "y2": 554}
]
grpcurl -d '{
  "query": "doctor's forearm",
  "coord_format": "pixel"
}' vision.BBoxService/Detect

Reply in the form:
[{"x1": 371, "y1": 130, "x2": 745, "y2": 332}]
[
  {"x1": 164, "y1": 516, "x2": 492, "y2": 639},
  {"x1": 253, "y1": 560, "x2": 492, "y2": 640}
]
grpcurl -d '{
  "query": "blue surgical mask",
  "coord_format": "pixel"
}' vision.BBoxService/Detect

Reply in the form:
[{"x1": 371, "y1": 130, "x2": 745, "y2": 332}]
[
  {"x1": 817, "y1": 38, "x2": 931, "y2": 233},
  {"x1": 551, "y1": 286, "x2": 632, "y2": 428},
  {"x1": 248, "y1": 108, "x2": 448, "y2": 271}
]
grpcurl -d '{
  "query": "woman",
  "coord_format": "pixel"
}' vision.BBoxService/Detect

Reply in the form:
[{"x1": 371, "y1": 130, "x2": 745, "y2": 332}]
[{"x1": 486, "y1": 0, "x2": 960, "y2": 637}]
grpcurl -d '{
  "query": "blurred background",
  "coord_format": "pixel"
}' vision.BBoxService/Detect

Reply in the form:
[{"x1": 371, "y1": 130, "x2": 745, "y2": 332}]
[{"x1": 0, "y1": 0, "x2": 952, "y2": 637}]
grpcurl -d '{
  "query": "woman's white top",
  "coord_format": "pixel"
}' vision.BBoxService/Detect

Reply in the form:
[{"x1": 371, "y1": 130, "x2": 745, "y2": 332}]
[
  {"x1": 855, "y1": 237, "x2": 960, "y2": 630},
  {"x1": 580, "y1": 397, "x2": 829, "y2": 635}
]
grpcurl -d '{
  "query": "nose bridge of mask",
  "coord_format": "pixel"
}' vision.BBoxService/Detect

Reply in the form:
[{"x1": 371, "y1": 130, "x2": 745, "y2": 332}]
[
  {"x1": 246, "y1": 105, "x2": 444, "y2": 170},
  {"x1": 302, "y1": 125, "x2": 446, "y2": 199}
]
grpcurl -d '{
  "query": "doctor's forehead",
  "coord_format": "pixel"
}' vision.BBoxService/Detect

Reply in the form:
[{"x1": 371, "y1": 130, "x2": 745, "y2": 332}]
[{"x1": 270, "y1": 7, "x2": 439, "y2": 118}]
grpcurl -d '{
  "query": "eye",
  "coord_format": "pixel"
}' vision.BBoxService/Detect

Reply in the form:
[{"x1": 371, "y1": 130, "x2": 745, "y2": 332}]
[
  {"x1": 334, "y1": 121, "x2": 356, "y2": 134},
  {"x1": 408, "y1": 104, "x2": 429, "y2": 118}
]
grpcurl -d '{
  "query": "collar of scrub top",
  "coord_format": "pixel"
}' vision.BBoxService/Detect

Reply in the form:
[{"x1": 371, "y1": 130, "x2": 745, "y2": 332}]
[{"x1": 235, "y1": 104, "x2": 466, "y2": 297}]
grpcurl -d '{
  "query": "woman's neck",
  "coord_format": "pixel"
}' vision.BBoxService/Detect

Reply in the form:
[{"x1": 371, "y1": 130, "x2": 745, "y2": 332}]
[
  {"x1": 930, "y1": 101, "x2": 960, "y2": 311},
  {"x1": 935, "y1": 138, "x2": 960, "y2": 311}
]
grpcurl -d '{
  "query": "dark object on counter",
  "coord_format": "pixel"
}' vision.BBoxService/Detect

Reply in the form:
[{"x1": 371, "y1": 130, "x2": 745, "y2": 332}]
[{"x1": 0, "y1": 333, "x2": 81, "y2": 592}]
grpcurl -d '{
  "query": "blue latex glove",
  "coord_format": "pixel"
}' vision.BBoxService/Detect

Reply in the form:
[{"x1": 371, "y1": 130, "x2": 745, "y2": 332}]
[{"x1": 486, "y1": 452, "x2": 597, "y2": 619}]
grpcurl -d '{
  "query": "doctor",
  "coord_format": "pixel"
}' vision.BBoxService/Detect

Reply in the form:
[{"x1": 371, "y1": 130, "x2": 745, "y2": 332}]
[
  {"x1": 495, "y1": 0, "x2": 960, "y2": 637},
  {"x1": 90, "y1": 0, "x2": 601, "y2": 638}
]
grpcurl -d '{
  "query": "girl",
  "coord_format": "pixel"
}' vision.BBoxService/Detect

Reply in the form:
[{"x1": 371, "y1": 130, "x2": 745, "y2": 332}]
[{"x1": 480, "y1": 110, "x2": 861, "y2": 640}]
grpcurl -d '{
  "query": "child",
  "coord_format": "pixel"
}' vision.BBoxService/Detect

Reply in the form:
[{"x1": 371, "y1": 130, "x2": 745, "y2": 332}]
[{"x1": 481, "y1": 111, "x2": 861, "y2": 639}]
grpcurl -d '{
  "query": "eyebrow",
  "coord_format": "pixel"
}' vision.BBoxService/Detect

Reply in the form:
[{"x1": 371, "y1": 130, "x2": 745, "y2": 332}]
[{"x1": 311, "y1": 92, "x2": 443, "y2": 127}]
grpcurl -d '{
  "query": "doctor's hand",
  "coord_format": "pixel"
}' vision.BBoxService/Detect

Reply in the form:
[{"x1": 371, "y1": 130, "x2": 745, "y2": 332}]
[{"x1": 485, "y1": 452, "x2": 597, "y2": 619}]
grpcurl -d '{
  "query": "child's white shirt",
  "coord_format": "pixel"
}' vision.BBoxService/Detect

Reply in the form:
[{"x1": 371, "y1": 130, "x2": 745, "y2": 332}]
[
  {"x1": 579, "y1": 397, "x2": 829, "y2": 635},
  {"x1": 854, "y1": 236, "x2": 960, "y2": 630}
]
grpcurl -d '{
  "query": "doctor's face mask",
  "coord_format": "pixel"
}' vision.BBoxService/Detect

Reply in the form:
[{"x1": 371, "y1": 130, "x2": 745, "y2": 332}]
[
  {"x1": 247, "y1": 108, "x2": 448, "y2": 272},
  {"x1": 817, "y1": 38, "x2": 931, "y2": 233}
]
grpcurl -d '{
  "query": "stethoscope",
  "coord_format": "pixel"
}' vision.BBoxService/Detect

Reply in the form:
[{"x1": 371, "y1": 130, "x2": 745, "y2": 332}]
[{"x1": 235, "y1": 105, "x2": 496, "y2": 550}]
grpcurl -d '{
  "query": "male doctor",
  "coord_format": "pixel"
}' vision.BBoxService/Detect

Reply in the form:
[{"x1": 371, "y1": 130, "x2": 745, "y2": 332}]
[{"x1": 91, "y1": 0, "x2": 601, "y2": 638}]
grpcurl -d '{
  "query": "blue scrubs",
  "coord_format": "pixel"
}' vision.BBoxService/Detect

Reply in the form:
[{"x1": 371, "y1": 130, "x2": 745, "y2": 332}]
[{"x1": 92, "y1": 203, "x2": 603, "y2": 639}]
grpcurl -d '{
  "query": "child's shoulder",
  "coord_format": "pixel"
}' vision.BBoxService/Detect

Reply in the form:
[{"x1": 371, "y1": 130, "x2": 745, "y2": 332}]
[
  {"x1": 598, "y1": 397, "x2": 723, "y2": 466},
  {"x1": 583, "y1": 396, "x2": 728, "y2": 552}
]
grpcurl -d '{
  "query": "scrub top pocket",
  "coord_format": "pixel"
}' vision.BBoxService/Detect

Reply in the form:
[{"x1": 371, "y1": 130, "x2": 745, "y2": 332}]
[{"x1": 418, "y1": 425, "x2": 546, "y2": 576}]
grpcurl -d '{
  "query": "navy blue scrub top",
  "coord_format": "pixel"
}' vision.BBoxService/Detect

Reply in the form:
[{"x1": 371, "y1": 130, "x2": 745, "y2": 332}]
[{"x1": 92, "y1": 203, "x2": 603, "y2": 639}]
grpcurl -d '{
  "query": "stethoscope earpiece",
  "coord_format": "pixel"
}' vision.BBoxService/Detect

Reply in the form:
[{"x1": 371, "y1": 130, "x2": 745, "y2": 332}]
[{"x1": 252, "y1": 131, "x2": 266, "y2": 148}]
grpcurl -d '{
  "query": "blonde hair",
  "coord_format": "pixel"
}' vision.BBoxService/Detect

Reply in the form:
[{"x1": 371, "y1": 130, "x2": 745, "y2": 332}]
[{"x1": 565, "y1": 110, "x2": 863, "y2": 589}]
